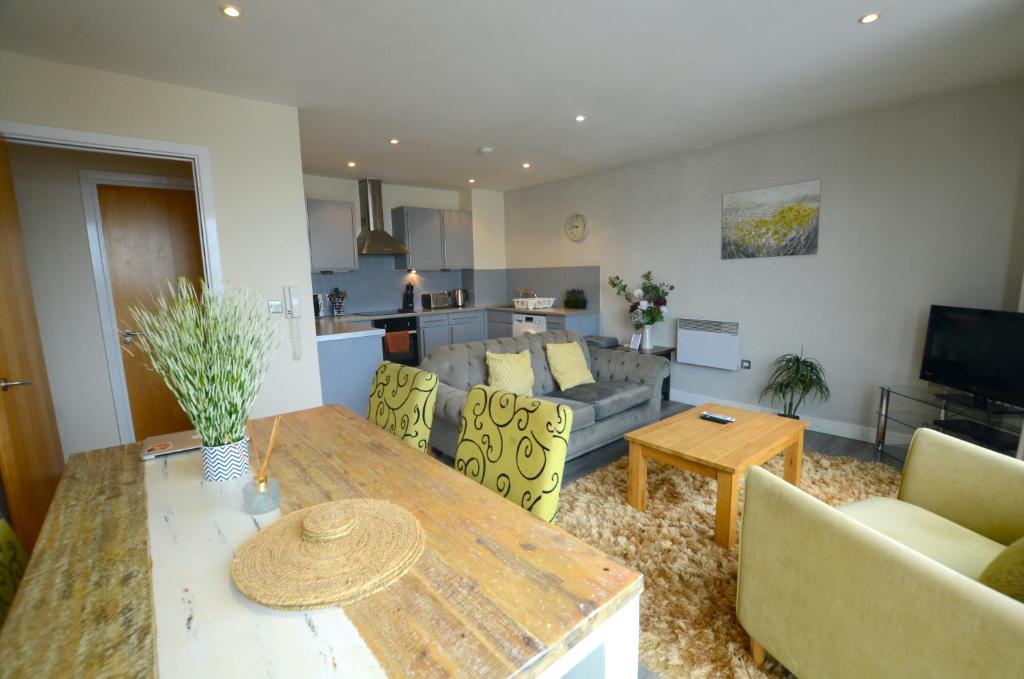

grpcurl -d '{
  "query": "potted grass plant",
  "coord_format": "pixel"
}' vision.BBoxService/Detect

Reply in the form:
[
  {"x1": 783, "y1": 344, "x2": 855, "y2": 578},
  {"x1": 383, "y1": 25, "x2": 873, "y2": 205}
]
[
  {"x1": 128, "y1": 278, "x2": 278, "y2": 481},
  {"x1": 759, "y1": 350, "x2": 830, "y2": 419}
]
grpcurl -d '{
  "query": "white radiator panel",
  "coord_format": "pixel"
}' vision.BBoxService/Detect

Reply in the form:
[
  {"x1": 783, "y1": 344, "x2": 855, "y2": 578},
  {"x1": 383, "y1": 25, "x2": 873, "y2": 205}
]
[{"x1": 676, "y1": 319, "x2": 740, "y2": 370}]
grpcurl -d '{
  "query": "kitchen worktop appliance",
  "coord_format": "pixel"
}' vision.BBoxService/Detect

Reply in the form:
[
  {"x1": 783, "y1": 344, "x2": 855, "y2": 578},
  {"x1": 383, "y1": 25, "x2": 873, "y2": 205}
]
[{"x1": 421, "y1": 292, "x2": 451, "y2": 310}]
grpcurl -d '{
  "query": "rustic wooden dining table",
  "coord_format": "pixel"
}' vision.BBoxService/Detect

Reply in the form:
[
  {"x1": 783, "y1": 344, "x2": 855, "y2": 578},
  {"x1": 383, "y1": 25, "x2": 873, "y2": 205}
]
[{"x1": 0, "y1": 405, "x2": 642, "y2": 678}]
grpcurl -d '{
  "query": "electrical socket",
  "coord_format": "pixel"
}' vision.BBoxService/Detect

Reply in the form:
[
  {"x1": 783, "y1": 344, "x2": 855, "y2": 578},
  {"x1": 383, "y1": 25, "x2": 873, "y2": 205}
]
[{"x1": 740, "y1": 359, "x2": 751, "y2": 370}]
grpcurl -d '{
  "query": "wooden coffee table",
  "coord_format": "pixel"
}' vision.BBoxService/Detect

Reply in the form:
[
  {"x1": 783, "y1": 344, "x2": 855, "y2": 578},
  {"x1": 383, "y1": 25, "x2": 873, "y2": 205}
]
[{"x1": 624, "y1": 403, "x2": 808, "y2": 549}]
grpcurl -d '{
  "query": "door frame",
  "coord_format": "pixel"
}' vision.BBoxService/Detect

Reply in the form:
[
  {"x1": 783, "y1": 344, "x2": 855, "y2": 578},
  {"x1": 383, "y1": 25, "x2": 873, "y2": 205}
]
[
  {"x1": 0, "y1": 120, "x2": 223, "y2": 445},
  {"x1": 81, "y1": 171, "x2": 195, "y2": 444}
]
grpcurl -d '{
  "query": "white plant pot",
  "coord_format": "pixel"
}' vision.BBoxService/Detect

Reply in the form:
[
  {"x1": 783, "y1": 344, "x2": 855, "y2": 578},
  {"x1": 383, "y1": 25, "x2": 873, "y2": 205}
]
[{"x1": 202, "y1": 437, "x2": 251, "y2": 482}]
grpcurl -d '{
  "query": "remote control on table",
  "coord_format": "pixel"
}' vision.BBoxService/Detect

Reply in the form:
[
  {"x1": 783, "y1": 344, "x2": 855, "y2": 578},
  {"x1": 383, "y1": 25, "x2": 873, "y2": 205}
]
[{"x1": 700, "y1": 411, "x2": 736, "y2": 424}]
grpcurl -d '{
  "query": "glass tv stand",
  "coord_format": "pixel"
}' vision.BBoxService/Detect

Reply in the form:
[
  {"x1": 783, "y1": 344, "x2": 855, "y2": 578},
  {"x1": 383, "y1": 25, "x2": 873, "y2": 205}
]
[{"x1": 875, "y1": 385, "x2": 1024, "y2": 466}]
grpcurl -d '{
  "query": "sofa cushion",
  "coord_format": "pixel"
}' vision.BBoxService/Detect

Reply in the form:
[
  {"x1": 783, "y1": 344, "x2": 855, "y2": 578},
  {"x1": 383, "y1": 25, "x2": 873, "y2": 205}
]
[
  {"x1": 980, "y1": 536, "x2": 1024, "y2": 602},
  {"x1": 546, "y1": 342, "x2": 596, "y2": 391},
  {"x1": 838, "y1": 497, "x2": 1005, "y2": 579},
  {"x1": 485, "y1": 349, "x2": 534, "y2": 396},
  {"x1": 554, "y1": 381, "x2": 650, "y2": 420},
  {"x1": 540, "y1": 396, "x2": 596, "y2": 432}
]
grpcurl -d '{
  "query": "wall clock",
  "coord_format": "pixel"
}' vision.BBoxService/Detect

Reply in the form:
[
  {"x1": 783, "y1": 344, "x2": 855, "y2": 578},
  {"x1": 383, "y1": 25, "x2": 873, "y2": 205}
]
[{"x1": 565, "y1": 214, "x2": 588, "y2": 242}]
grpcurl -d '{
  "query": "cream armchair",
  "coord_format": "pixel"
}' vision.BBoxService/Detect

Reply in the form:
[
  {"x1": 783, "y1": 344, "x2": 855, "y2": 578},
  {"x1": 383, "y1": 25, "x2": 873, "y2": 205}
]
[{"x1": 736, "y1": 429, "x2": 1024, "y2": 678}]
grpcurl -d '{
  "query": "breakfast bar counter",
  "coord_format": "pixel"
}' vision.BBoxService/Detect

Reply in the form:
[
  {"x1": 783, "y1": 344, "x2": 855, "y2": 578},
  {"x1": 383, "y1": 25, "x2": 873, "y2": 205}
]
[{"x1": 0, "y1": 405, "x2": 642, "y2": 678}]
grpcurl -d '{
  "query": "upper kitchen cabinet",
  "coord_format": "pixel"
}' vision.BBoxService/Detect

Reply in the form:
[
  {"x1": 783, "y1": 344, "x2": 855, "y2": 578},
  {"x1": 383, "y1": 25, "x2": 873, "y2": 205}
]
[
  {"x1": 393, "y1": 207, "x2": 473, "y2": 271},
  {"x1": 307, "y1": 199, "x2": 358, "y2": 272},
  {"x1": 441, "y1": 209, "x2": 473, "y2": 269}
]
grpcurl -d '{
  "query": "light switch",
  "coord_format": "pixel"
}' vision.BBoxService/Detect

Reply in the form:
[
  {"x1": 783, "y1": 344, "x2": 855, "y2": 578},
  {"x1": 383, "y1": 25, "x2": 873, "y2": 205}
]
[{"x1": 267, "y1": 299, "x2": 284, "y2": 314}]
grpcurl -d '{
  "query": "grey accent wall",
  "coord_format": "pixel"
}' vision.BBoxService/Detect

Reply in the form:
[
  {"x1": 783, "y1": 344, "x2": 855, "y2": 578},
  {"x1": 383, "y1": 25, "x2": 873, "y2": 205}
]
[
  {"x1": 313, "y1": 255, "x2": 464, "y2": 312},
  {"x1": 464, "y1": 269, "x2": 508, "y2": 306},
  {"x1": 505, "y1": 266, "x2": 601, "y2": 308},
  {"x1": 503, "y1": 79, "x2": 1024, "y2": 439}
]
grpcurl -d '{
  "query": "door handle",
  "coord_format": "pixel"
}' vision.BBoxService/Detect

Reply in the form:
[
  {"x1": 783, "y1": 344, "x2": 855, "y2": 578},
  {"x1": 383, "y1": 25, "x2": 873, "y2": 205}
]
[
  {"x1": 0, "y1": 378, "x2": 31, "y2": 392},
  {"x1": 121, "y1": 329, "x2": 144, "y2": 345}
]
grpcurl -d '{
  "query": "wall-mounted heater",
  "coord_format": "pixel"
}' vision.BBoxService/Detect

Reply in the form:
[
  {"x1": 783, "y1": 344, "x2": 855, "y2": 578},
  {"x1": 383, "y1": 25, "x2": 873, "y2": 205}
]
[{"x1": 676, "y1": 318, "x2": 740, "y2": 370}]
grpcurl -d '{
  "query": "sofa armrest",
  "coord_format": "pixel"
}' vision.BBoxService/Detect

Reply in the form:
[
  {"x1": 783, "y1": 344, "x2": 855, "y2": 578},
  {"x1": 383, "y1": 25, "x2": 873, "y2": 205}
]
[
  {"x1": 737, "y1": 467, "x2": 1024, "y2": 679},
  {"x1": 589, "y1": 347, "x2": 670, "y2": 388},
  {"x1": 899, "y1": 428, "x2": 1024, "y2": 544},
  {"x1": 434, "y1": 383, "x2": 468, "y2": 424}
]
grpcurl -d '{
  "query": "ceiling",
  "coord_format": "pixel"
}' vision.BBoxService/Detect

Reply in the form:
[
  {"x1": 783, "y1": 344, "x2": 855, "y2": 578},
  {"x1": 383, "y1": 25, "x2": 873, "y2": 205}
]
[{"x1": 1, "y1": 1, "x2": 1023, "y2": 191}]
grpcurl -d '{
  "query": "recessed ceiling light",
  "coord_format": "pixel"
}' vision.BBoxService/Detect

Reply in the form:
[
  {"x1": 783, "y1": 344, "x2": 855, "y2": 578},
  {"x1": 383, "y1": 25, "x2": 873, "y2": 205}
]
[
  {"x1": 468, "y1": 178, "x2": 476, "y2": 183},
  {"x1": 522, "y1": 162, "x2": 531, "y2": 169},
  {"x1": 575, "y1": 115, "x2": 586, "y2": 122},
  {"x1": 389, "y1": 138, "x2": 400, "y2": 145},
  {"x1": 221, "y1": 5, "x2": 241, "y2": 18},
  {"x1": 858, "y1": 12, "x2": 880, "y2": 24},
  {"x1": 347, "y1": 161, "x2": 357, "y2": 168}
]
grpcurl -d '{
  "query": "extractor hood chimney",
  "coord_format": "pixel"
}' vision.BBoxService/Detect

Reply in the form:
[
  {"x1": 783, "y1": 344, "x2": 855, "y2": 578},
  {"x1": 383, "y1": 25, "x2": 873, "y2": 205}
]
[{"x1": 357, "y1": 178, "x2": 409, "y2": 255}]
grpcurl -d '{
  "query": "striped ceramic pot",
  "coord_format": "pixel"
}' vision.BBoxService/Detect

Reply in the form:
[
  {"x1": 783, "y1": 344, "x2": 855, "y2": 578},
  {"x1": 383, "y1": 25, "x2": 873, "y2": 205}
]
[{"x1": 201, "y1": 437, "x2": 251, "y2": 482}]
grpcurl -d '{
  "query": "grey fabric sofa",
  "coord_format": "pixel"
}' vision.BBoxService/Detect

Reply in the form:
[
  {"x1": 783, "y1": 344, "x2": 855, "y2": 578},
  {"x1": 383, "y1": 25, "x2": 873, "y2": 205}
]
[{"x1": 420, "y1": 330, "x2": 671, "y2": 461}]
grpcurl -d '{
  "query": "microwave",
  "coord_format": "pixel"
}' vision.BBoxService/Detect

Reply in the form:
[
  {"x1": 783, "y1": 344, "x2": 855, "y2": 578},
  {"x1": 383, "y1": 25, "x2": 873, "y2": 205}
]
[{"x1": 421, "y1": 292, "x2": 451, "y2": 309}]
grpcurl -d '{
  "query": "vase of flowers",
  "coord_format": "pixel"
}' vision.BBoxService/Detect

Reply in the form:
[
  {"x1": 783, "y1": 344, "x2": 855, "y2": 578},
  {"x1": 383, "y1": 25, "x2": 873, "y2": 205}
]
[
  {"x1": 128, "y1": 278, "x2": 278, "y2": 482},
  {"x1": 608, "y1": 271, "x2": 675, "y2": 350}
]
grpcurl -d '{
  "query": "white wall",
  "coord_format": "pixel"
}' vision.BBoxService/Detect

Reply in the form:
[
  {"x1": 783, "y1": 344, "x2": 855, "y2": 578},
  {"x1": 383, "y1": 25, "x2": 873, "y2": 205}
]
[
  {"x1": 504, "y1": 79, "x2": 1024, "y2": 439},
  {"x1": 0, "y1": 51, "x2": 323, "y2": 449},
  {"x1": 7, "y1": 146, "x2": 194, "y2": 456},
  {"x1": 469, "y1": 189, "x2": 507, "y2": 270},
  {"x1": 302, "y1": 175, "x2": 507, "y2": 269}
]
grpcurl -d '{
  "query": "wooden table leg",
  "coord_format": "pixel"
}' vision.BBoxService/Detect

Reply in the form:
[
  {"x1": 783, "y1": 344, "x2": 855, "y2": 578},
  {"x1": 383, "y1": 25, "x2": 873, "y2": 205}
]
[
  {"x1": 783, "y1": 429, "x2": 805, "y2": 487},
  {"x1": 627, "y1": 443, "x2": 648, "y2": 511},
  {"x1": 714, "y1": 470, "x2": 739, "y2": 549}
]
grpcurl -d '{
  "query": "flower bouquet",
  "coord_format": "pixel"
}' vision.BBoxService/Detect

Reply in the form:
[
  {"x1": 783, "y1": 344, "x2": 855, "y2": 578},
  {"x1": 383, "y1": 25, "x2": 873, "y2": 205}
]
[{"x1": 608, "y1": 271, "x2": 675, "y2": 349}]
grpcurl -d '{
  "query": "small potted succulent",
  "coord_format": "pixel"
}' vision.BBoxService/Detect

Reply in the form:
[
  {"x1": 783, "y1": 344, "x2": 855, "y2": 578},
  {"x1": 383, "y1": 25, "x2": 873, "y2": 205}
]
[
  {"x1": 128, "y1": 278, "x2": 278, "y2": 481},
  {"x1": 608, "y1": 271, "x2": 675, "y2": 349},
  {"x1": 564, "y1": 288, "x2": 588, "y2": 309},
  {"x1": 759, "y1": 351, "x2": 830, "y2": 419}
]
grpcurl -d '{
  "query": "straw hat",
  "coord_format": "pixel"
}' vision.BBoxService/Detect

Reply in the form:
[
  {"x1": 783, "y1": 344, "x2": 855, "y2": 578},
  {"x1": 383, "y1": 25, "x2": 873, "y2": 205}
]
[{"x1": 232, "y1": 498, "x2": 424, "y2": 610}]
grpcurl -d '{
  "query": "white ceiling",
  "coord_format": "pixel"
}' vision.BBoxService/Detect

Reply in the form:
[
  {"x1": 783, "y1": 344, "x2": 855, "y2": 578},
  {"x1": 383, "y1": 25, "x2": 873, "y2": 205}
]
[{"x1": 1, "y1": 1, "x2": 1022, "y2": 191}]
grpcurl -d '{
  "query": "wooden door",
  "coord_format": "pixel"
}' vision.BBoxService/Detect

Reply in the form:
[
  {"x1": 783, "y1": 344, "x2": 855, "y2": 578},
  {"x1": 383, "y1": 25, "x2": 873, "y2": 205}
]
[
  {"x1": 0, "y1": 135, "x2": 65, "y2": 550},
  {"x1": 98, "y1": 184, "x2": 203, "y2": 441}
]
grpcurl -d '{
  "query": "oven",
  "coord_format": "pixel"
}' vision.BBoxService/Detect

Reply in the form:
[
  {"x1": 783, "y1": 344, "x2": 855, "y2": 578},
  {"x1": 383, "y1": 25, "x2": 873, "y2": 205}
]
[{"x1": 372, "y1": 315, "x2": 419, "y2": 366}]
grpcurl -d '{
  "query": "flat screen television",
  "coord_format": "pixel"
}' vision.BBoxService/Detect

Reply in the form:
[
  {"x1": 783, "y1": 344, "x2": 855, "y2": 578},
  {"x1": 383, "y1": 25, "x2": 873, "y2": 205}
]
[{"x1": 919, "y1": 305, "x2": 1024, "y2": 407}]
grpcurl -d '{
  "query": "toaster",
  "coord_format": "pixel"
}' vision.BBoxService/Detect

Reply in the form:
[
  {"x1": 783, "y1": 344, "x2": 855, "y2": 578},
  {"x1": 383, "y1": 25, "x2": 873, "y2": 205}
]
[{"x1": 421, "y1": 292, "x2": 451, "y2": 309}]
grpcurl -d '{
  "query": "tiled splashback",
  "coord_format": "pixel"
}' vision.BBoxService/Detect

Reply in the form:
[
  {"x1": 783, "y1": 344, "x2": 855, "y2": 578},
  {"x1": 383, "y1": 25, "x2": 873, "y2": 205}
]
[
  {"x1": 505, "y1": 266, "x2": 601, "y2": 309},
  {"x1": 313, "y1": 259, "x2": 600, "y2": 312},
  {"x1": 313, "y1": 256, "x2": 464, "y2": 313}
]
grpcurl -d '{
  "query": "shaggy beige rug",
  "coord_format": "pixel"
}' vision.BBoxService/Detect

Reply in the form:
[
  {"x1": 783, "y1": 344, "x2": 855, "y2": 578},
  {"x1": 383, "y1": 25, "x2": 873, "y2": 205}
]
[{"x1": 555, "y1": 452, "x2": 901, "y2": 678}]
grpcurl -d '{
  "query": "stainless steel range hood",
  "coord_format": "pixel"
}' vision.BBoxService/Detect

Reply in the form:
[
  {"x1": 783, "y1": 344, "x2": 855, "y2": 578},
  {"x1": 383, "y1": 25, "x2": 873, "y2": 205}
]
[{"x1": 357, "y1": 178, "x2": 409, "y2": 255}]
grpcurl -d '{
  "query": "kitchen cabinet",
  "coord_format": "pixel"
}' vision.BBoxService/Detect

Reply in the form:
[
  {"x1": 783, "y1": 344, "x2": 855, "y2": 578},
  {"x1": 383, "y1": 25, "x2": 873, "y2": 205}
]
[
  {"x1": 487, "y1": 309, "x2": 514, "y2": 339},
  {"x1": 441, "y1": 210, "x2": 473, "y2": 269},
  {"x1": 393, "y1": 207, "x2": 473, "y2": 271},
  {"x1": 419, "y1": 311, "x2": 486, "y2": 358},
  {"x1": 307, "y1": 199, "x2": 358, "y2": 272}
]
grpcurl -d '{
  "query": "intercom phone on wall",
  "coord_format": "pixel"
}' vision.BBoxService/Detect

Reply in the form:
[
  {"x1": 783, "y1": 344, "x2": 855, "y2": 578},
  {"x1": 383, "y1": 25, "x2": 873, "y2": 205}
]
[{"x1": 283, "y1": 285, "x2": 302, "y2": 360}]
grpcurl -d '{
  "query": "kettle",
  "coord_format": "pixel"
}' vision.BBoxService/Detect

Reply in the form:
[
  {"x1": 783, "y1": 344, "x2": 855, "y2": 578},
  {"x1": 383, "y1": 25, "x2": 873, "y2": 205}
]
[{"x1": 450, "y1": 288, "x2": 468, "y2": 308}]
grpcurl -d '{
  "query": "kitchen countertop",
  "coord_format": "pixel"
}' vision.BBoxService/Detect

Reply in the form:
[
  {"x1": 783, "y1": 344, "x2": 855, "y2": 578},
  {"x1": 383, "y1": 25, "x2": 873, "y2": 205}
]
[
  {"x1": 484, "y1": 305, "x2": 599, "y2": 316},
  {"x1": 314, "y1": 317, "x2": 385, "y2": 341}
]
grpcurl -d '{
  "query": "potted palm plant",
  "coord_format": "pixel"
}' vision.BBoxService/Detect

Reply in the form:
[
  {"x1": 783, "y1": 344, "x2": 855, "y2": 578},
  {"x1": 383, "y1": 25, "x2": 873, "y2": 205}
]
[
  {"x1": 759, "y1": 351, "x2": 830, "y2": 419},
  {"x1": 128, "y1": 278, "x2": 278, "y2": 481}
]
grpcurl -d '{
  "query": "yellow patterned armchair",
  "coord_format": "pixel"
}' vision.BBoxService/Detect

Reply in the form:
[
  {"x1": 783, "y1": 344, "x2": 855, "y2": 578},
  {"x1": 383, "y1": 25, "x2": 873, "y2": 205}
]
[
  {"x1": 367, "y1": 361, "x2": 439, "y2": 453},
  {"x1": 454, "y1": 385, "x2": 573, "y2": 521},
  {"x1": 0, "y1": 518, "x2": 27, "y2": 628}
]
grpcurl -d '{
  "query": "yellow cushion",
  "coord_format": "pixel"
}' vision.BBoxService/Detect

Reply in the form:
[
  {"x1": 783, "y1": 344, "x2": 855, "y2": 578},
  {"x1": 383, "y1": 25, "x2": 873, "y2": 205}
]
[
  {"x1": 980, "y1": 536, "x2": 1024, "y2": 602},
  {"x1": 455, "y1": 385, "x2": 573, "y2": 521},
  {"x1": 367, "y1": 361, "x2": 439, "y2": 453},
  {"x1": 485, "y1": 350, "x2": 534, "y2": 396},
  {"x1": 545, "y1": 342, "x2": 595, "y2": 391},
  {"x1": 0, "y1": 518, "x2": 27, "y2": 628}
]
